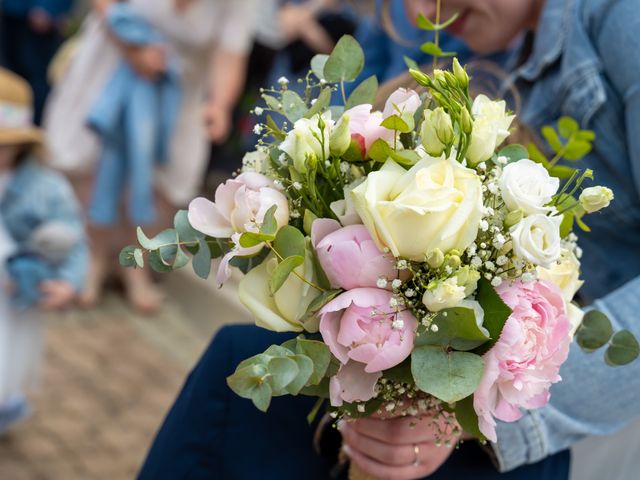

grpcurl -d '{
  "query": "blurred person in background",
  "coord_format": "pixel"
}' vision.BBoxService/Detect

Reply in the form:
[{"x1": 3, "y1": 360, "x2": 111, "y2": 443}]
[
  {"x1": 0, "y1": 68, "x2": 87, "y2": 435},
  {"x1": 43, "y1": 0, "x2": 258, "y2": 313},
  {"x1": 0, "y1": 0, "x2": 75, "y2": 124}
]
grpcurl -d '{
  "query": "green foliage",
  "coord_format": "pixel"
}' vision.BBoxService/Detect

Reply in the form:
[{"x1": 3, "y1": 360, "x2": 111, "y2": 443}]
[
  {"x1": 420, "y1": 42, "x2": 456, "y2": 58},
  {"x1": 411, "y1": 346, "x2": 484, "y2": 403},
  {"x1": 474, "y1": 278, "x2": 512, "y2": 353},
  {"x1": 310, "y1": 54, "x2": 329, "y2": 80},
  {"x1": 605, "y1": 331, "x2": 640, "y2": 366},
  {"x1": 269, "y1": 255, "x2": 304, "y2": 294},
  {"x1": 576, "y1": 310, "x2": 613, "y2": 351},
  {"x1": 345, "y1": 75, "x2": 378, "y2": 109},
  {"x1": 497, "y1": 144, "x2": 529, "y2": 164},
  {"x1": 281, "y1": 90, "x2": 307, "y2": 123},
  {"x1": 304, "y1": 289, "x2": 342, "y2": 321},
  {"x1": 381, "y1": 114, "x2": 411, "y2": 133},
  {"x1": 323, "y1": 35, "x2": 365, "y2": 84},
  {"x1": 416, "y1": 12, "x2": 460, "y2": 31},
  {"x1": 304, "y1": 87, "x2": 332, "y2": 119},
  {"x1": 227, "y1": 337, "x2": 332, "y2": 412},
  {"x1": 418, "y1": 307, "x2": 491, "y2": 351},
  {"x1": 454, "y1": 395, "x2": 486, "y2": 441}
]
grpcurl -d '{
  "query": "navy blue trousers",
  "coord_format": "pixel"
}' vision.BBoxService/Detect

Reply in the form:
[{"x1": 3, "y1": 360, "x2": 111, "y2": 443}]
[{"x1": 138, "y1": 325, "x2": 570, "y2": 480}]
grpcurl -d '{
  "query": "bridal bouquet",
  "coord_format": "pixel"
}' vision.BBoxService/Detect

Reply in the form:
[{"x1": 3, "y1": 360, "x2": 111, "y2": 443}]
[{"x1": 122, "y1": 35, "x2": 638, "y2": 444}]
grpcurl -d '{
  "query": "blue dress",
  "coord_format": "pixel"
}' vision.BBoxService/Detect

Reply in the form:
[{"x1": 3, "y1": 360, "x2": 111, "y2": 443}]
[{"x1": 138, "y1": 325, "x2": 569, "y2": 479}]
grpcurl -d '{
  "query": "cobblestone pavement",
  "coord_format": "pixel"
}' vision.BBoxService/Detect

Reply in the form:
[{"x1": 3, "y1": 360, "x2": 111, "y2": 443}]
[{"x1": 0, "y1": 269, "x2": 251, "y2": 480}]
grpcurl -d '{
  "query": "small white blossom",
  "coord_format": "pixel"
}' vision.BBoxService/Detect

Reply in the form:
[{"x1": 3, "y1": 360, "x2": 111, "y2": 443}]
[
  {"x1": 290, "y1": 210, "x2": 301, "y2": 219},
  {"x1": 485, "y1": 261, "x2": 496, "y2": 271},
  {"x1": 376, "y1": 277, "x2": 388, "y2": 288},
  {"x1": 357, "y1": 404, "x2": 366, "y2": 413},
  {"x1": 491, "y1": 276, "x2": 503, "y2": 287},
  {"x1": 522, "y1": 272, "x2": 536, "y2": 283},
  {"x1": 444, "y1": 265, "x2": 453, "y2": 275},
  {"x1": 397, "y1": 260, "x2": 409, "y2": 270},
  {"x1": 430, "y1": 324, "x2": 439, "y2": 333},
  {"x1": 254, "y1": 107, "x2": 264, "y2": 116},
  {"x1": 483, "y1": 206, "x2": 495, "y2": 216},
  {"x1": 340, "y1": 162, "x2": 349, "y2": 173},
  {"x1": 479, "y1": 220, "x2": 489, "y2": 232},
  {"x1": 405, "y1": 289, "x2": 416, "y2": 298},
  {"x1": 467, "y1": 244, "x2": 477, "y2": 256},
  {"x1": 385, "y1": 402, "x2": 396, "y2": 412},
  {"x1": 278, "y1": 153, "x2": 287, "y2": 165},
  {"x1": 575, "y1": 247, "x2": 583, "y2": 259},
  {"x1": 488, "y1": 182, "x2": 499, "y2": 194},
  {"x1": 391, "y1": 318, "x2": 405, "y2": 330},
  {"x1": 253, "y1": 124, "x2": 263, "y2": 135},
  {"x1": 493, "y1": 234, "x2": 506, "y2": 249},
  {"x1": 277, "y1": 76, "x2": 289, "y2": 85},
  {"x1": 496, "y1": 155, "x2": 508, "y2": 165},
  {"x1": 389, "y1": 297, "x2": 399, "y2": 308},
  {"x1": 478, "y1": 162, "x2": 487, "y2": 171},
  {"x1": 391, "y1": 279, "x2": 402, "y2": 289},
  {"x1": 310, "y1": 98, "x2": 317, "y2": 105},
  {"x1": 471, "y1": 256, "x2": 482, "y2": 268},
  {"x1": 292, "y1": 181, "x2": 302, "y2": 190},
  {"x1": 496, "y1": 255, "x2": 509, "y2": 266}
]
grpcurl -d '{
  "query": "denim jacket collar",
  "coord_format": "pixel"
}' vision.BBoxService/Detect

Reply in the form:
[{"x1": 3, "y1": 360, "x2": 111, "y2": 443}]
[{"x1": 516, "y1": 0, "x2": 571, "y2": 81}]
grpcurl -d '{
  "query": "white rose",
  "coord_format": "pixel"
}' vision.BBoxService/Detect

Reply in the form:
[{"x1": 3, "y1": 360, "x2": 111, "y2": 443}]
[
  {"x1": 466, "y1": 95, "x2": 515, "y2": 166},
  {"x1": 510, "y1": 214, "x2": 562, "y2": 268},
  {"x1": 351, "y1": 155, "x2": 483, "y2": 261},
  {"x1": 423, "y1": 277, "x2": 467, "y2": 312},
  {"x1": 579, "y1": 186, "x2": 614, "y2": 213},
  {"x1": 238, "y1": 252, "x2": 321, "y2": 333},
  {"x1": 499, "y1": 159, "x2": 559, "y2": 215},
  {"x1": 330, "y1": 179, "x2": 364, "y2": 226},
  {"x1": 537, "y1": 248, "x2": 584, "y2": 302},
  {"x1": 280, "y1": 112, "x2": 333, "y2": 173}
]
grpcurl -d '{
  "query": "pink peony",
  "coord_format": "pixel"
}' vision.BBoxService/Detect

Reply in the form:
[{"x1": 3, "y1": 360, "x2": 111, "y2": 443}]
[
  {"x1": 344, "y1": 104, "x2": 395, "y2": 157},
  {"x1": 311, "y1": 218, "x2": 401, "y2": 290},
  {"x1": 187, "y1": 172, "x2": 289, "y2": 239},
  {"x1": 320, "y1": 288, "x2": 418, "y2": 377},
  {"x1": 187, "y1": 172, "x2": 289, "y2": 284},
  {"x1": 330, "y1": 361, "x2": 382, "y2": 407},
  {"x1": 383, "y1": 88, "x2": 422, "y2": 118},
  {"x1": 473, "y1": 280, "x2": 571, "y2": 442}
]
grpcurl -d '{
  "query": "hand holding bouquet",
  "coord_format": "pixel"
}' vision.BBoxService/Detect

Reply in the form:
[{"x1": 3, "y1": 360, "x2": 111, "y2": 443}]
[{"x1": 122, "y1": 32, "x2": 638, "y2": 475}]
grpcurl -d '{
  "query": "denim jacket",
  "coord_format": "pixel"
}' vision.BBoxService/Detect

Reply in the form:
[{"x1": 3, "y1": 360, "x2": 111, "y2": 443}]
[
  {"x1": 493, "y1": 0, "x2": 640, "y2": 471},
  {"x1": 2, "y1": 0, "x2": 74, "y2": 18},
  {"x1": 0, "y1": 160, "x2": 88, "y2": 292}
]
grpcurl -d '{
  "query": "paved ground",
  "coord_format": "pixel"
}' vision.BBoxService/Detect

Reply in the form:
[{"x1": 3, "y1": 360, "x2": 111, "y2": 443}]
[{"x1": 0, "y1": 269, "x2": 251, "y2": 480}]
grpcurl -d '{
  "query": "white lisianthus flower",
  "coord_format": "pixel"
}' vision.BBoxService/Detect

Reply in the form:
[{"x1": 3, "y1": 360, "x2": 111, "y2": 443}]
[
  {"x1": 499, "y1": 159, "x2": 560, "y2": 215},
  {"x1": 238, "y1": 252, "x2": 321, "y2": 333},
  {"x1": 510, "y1": 214, "x2": 562, "y2": 268},
  {"x1": 537, "y1": 248, "x2": 584, "y2": 302},
  {"x1": 422, "y1": 277, "x2": 467, "y2": 312},
  {"x1": 351, "y1": 155, "x2": 483, "y2": 261},
  {"x1": 279, "y1": 112, "x2": 333, "y2": 173},
  {"x1": 579, "y1": 186, "x2": 614, "y2": 213},
  {"x1": 330, "y1": 179, "x2": 364, "y2": 226},
  {"x1": 421, "y1": 108, "x2": 454, "y2": 157},
  {"x1": 329, "y1": 114, "x2": 351, "y2": 157},
  {"x1": 566, "y1": 303, "x2": 585, "y2": 338},
  {"x1": 466, "y1": 95, "x2": 515, "y2": 166},
  {"x1": 383, "y1": 88, "x2": 422, "y2": 118}
]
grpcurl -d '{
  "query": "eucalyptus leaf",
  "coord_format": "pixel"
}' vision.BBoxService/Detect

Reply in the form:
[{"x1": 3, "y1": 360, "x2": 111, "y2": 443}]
[
  {"x1": 311, "y1": 54, "x2": 329, "y2": 80},
  {"x1": 262, "y1": 94, "x2": 282, "y2": 112},
  {"x1": 148, "y1": 250, "x2": 173, "y2": 273},
  {"x1": 227, "y1": 363, "x2": 268, "y2": 399},
  {"x1": 174, "y1": 210, "x2": 202, "y2": 244},
  {"x1": 267, "y1": 356, "x2": 300, "y2": 394},
  {"x1": 133, "y1": 248, "x2": 144, "y2": 268},
  {"x1": 576, "y1": 310, "x2": 613, "y2": 351},
  {"x1": 192, "y1": 237, "x2": 212, "y2": 279},
  {"x1": 251, "y1": 382, "x2": 273, "y2": 412},
  {"x1": 296, "y1": 338, "x2": 331, "y2": 385},
  {"x1": 368, "y1": 138, "x2": 392, "y2": 162},
  {"x1": 411, "y1": 346, "x2": 484, "y2": 403},
  {"x1": 390, "y1": 149, "x2": 421, "y2": 167},
  {"x1": 172, "y1": 247, "x2": 190, "y2": 269},
  {"x1": 323, "y1": 35, "x2": 365, "y2": 83},
  {"x1": 269, "y1": 255, "x2": 304, "y2": 294},
  {"x1": 497, "y1": 144, "x2": 529, "y2": 163},
  {"x1": 282, "y1": 90, "x2": 307, "y2": 123},
  {"x1": 305, "y1": 289, "x2": 342, "y2": 318},
  {"x1": 383, "y1": 360, "x2": 413, "y2": 384},
  {"x1": 605, "y1": 331, "x2": 640, "y2": 366},
  {"x1": 286, "y1": 355, "x2": 314, "y2": 395},
  {"x1": 345, "y1": 75, "x2": 378, "y2": 109},
  {"x1": 239, "y1": 231, "x2": 273, "y2": 248},
  {"x1": 273, "y1": 225, "x2": 306, "y2": 259},
  {"x1": 119, "y1": 245, "x2": 138, "y2": 267},
  {"x1": 260, "y1": 205, "x2": 279, "y2": 236},
  {"x1": 266, "y1": 115, "x2": 286, "y2": 141},
  {"x1": 137, "y1": 228, "x2": 177, "y2": 250},
  {"x1": 303, "y1": 210, "x2": 318, "y2": 235}
]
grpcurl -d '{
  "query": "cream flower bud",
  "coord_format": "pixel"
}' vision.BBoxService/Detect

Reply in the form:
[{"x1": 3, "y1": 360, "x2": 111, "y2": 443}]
[
  {"x1": 422, "y1": 277, "x2": 467, "y2": 312},
  {"x1": 426, "y1": 248, "x2": 445, "y2": 269},
  {"x1": 579, "y1": 186, "x2": 614, "y2": 213},
  {"x1": 452, "y1": 58, "x2": 469, "y2": 88},
  {"x1": 421, "y1": 108, "x2": 453, "y2": 156},
  {"x1": 460, "y1": 107, "x2": 473, "y2": 135},
  {"x1": 330, "y1": 114, "x2": 351, "y2": 157}
]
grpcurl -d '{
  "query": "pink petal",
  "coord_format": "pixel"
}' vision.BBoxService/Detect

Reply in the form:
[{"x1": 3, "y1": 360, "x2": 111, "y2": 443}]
[
  {"x1": 188, "y1": 197, "x2": 233, "y2": 238},
  {"x1": 329, "y1": 361, "x2": 381, "y2": 406}
]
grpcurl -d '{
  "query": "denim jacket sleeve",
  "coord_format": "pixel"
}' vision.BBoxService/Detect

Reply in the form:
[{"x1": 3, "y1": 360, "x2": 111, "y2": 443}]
[
  {"x1": 33, "y1": 0, "x2": 74, "y2": 17},
  {"x1": 44, "y1": 174, "x2": 89, "y2": 292},
  {"x1": 493, "y1": 0, "x2": 640, "y2": 471}
]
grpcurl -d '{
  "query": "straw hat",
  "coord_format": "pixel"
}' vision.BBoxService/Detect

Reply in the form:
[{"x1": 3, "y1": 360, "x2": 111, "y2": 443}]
[{"x1": 0, "y1": 67, "x2": 44, "y2": 147}]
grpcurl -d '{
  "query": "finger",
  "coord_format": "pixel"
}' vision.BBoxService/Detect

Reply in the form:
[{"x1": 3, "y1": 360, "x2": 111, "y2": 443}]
[
  {"x1": 342, "y1": 423, "x2": 424, "y2": 467},
  {"x1": 350, "y1": 416, "x2": 436, "y2": 445},
  {"x1": 343, "y1": 444, "x2": 434, "y2": 480}
]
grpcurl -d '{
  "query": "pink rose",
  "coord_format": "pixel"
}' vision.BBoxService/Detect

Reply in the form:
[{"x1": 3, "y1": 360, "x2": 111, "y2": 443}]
[
  {"x1": 345, "y1": 104, "x2": 395, "y2": 157},
  {"x1": 383, "y1": 88, "x2": 422, "y2": 118},
  {"x1": 330, "y1": 361, "x2": 382, "y2": 407},
  {"x1": 187, "y1": 172, "x2": 289, "y2": 239},
  {"x1": 311, "y1": 219, "x2": 401, "y2": 290},
  {"x1": 187, "y1": 172, "x2": 289, "y2": 284},
  {"x1": 320, "y1": 288, "x2": 418, "y2": 376},
  {"x1": 473, "y1": 280, "x2": 571, "y2": 442}
]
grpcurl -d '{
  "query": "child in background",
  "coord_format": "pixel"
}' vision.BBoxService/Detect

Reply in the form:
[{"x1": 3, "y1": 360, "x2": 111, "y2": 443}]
[{"x1": 0, "y1": 68, "x2": 87, "y2": 435}]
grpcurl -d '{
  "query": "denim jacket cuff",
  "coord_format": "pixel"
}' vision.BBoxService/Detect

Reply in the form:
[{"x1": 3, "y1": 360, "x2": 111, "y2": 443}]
[{"x1": 491, "y1": 410, "x2": 548, "y2": 472}]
